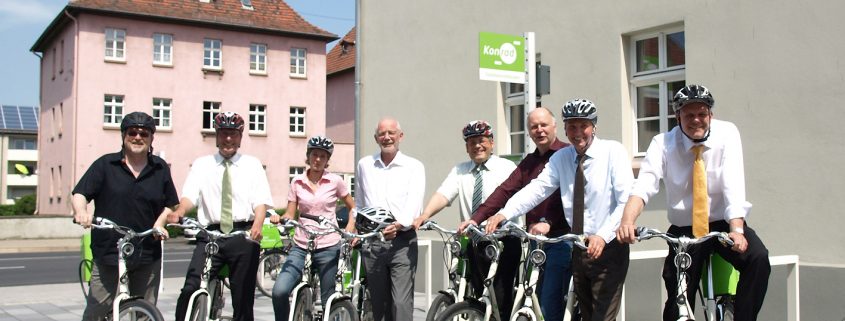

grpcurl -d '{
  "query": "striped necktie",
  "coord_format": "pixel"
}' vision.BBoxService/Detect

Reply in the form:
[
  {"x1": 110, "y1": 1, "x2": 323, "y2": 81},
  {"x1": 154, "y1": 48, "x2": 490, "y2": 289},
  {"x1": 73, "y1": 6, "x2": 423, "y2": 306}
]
[
  {"x1": 471, "y1": 164, "x2": 485, "y2": 214},
  {"x1": 220, "y1": 159, "x2": 233, "y2": 233},
  {"x1": 691, "y1": 145, "x2": 709, "y2": 237}
]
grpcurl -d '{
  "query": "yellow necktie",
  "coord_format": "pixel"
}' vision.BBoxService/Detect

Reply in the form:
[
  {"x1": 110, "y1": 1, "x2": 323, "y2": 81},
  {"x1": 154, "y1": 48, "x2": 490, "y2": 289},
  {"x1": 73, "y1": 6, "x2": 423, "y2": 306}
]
[
  {"x1": 691, "y1": 145, "x2": 709, "y2": 237},
  {"x1": 221, "y1": 160, "x2": 233, "y2": 233}
]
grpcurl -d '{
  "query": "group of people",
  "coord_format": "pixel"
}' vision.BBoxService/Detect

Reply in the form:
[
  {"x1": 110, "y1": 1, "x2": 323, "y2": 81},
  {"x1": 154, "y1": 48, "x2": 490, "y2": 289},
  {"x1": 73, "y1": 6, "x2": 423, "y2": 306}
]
[{"x1": 72, "y1": 84, "x2": 771, "y2": 321}]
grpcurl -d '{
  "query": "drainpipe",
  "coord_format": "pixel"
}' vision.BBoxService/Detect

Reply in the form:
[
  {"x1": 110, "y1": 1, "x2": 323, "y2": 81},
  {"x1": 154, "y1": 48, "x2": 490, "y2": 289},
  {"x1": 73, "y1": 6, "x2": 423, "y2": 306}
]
[
  {"x1": 64, "y1": 9, "x2": 79, "y2": 217},
  {"x1": 30, "y1": 51, "x2": 42, "y2": 214},
  {"x1": 354, "y1": 0, "x2": 361, "y2": 175}
]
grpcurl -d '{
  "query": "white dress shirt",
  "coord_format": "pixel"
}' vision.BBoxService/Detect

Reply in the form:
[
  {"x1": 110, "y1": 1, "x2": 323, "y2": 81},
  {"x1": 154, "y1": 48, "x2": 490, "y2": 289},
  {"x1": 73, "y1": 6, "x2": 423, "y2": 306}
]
[
  {"x1": 435, "y1": 155, "x2": 517, "y2": 221},
  {"x1": 630, "y1": 119, "x2": 751, "y2": 226},
  {"x1": 355, "y1": 151, "x2": 426, "y2": 228},
  {"x1": 500, "y1": 138, "x2": 633, "y2": 243},
  {"x1": 181, "y1": 153, "x2": 274, "y2": 226}
]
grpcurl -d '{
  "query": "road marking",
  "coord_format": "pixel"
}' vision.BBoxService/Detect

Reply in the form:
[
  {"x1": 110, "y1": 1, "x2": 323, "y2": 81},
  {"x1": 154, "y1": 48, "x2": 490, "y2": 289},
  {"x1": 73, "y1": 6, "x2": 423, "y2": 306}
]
[
  {"x1": 0, "y1": 255, "x2": 78, "y2": 261},
  {"x1": 164, "y1": 259, "x2": 192, "y2": 263},
  {"x1": 0, "y1": 266, "x2": 25, "y2": 270}
]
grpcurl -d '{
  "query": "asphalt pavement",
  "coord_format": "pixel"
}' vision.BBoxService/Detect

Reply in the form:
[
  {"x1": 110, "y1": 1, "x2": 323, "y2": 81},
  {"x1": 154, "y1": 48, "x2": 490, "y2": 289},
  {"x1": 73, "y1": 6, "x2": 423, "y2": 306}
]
[{"x1": 0, "y1": 237, "x2": 431, "y2": 320}]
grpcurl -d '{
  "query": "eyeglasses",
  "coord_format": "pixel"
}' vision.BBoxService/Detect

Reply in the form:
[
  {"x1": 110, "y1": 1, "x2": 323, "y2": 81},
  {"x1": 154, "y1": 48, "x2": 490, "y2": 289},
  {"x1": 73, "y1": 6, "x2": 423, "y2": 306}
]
[{"x1": 126, "y1": 129, "x2": 151, "y2": 138}]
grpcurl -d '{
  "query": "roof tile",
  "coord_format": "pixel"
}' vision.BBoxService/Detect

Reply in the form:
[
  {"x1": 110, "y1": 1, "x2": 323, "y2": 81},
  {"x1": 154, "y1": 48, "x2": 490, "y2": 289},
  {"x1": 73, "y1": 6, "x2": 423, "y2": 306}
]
[{"x1": 326, "y1": 27, "x2": 356, "y2": 75}]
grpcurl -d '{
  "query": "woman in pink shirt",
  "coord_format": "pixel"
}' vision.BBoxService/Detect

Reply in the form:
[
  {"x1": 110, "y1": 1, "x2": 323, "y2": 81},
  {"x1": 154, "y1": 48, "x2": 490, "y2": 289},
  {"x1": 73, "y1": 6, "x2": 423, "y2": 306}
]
[{"x1": 269, "y1": 136, "x2": 356, "y2": 321}]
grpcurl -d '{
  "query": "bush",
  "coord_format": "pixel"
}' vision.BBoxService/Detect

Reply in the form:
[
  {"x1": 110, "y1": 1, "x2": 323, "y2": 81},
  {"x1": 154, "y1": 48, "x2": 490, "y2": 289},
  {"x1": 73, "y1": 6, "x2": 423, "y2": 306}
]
[
  {"x1": 13, "y1": 194, "x2": 36, "y2": 215},
  {"x1": 0, "y1": 204, "x2": 15, "y2": 216},
  {"x1": 166, "y1": 207, "x2": 198, "y2": 237}
]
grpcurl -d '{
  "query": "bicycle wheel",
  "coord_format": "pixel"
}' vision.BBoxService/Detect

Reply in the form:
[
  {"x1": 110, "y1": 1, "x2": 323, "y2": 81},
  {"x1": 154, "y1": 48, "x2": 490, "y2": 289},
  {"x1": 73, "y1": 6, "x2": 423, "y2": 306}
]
[
  {"x1": 187, "y1": 293, "x2": 208, "y2": 321},
  {"x1": 209, "y1": 279, "x2": 228, "y2": 320},
  {"x1": 78, "y1": 259, "x2": 93, "y2": 297},
  {"x1": 257, "y1": 250, "x2": 286, "y2": 297},
  {"x1": 118, "y1": 298, "x2": 165, "y2": 321},
  {"x1": 717, "y1": 296, "x2": 734, "y2": 321},
  {"x1": 327, "y1": 299, "x2": 359, "y2": 321},
  {"x1": 358, "y1": 285, "x2": 373, "y2": 321},
  {"x1": 293, "y1": 287, "x2": 314, "y2": 321},
  {"x1": 425, "y1": 293, "x2": 455, "y2": 321},
  {"x1": 434, "y1": 301, "x2": 485, "y2": 321},
  {"x1": 514, "y1": 314, "x2": 531, "y2": 321}
]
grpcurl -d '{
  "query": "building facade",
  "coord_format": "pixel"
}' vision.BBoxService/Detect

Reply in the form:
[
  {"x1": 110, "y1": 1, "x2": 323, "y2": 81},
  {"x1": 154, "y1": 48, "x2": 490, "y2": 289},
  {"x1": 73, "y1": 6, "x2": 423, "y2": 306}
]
[
  {"x1": 357, "y1": 1, "x2": 845, "y2": 320},
  {"x1": 325, "y1": 27, "x2": 356, "y2": 189},
  {"x1": 0, "y1": 105, "x2": 39, "y2": 206},
  {"x1": 31, "y1": 0, "x2": 341, "y2": 216}
]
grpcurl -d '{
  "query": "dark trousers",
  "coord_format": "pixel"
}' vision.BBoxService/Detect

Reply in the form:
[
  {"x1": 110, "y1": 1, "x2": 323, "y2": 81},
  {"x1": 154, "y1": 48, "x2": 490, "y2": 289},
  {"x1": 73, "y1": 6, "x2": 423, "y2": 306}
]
[
  {"x1": 467, "y1": 235, "x2": 521, "y2": 321},
  {"x1": 572, "y1": 239, "x2": 629, "y2": 321},
  {"x1": 175, "y1": 231, "x2": 260, "y2": 321},
  {"x1": 362, "y1": 229, "x2": 418, "y2": 321},
  {"x1": 662, "y1": 221, "x2": 770, "y2": 321}
]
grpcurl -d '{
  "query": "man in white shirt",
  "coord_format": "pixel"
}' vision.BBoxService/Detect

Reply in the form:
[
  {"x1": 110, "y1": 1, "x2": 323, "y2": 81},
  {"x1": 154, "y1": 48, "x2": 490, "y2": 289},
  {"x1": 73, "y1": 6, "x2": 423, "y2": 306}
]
[
  {"x1": 617, "y1": 85, "x2": 770, "y2": 321},
  {"x1": 355, "y1": 117, "x2": 425, "y2": 321},
  {"x1": 413, "y1": 120, "x2": 519, "y2": 320},
  {"x1": 172, "y1": 112, "x2": 274, "y2": 321},
  {"x1": 485, "y1": 99, "x2": 633, "y2": 321}
]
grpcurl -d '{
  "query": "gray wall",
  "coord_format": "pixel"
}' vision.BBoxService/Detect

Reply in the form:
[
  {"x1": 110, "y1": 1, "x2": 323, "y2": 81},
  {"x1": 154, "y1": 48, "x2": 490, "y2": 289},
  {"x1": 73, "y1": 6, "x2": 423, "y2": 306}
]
[{"x1": 360, "y1": 0, "x2": 845, "y2": 318}]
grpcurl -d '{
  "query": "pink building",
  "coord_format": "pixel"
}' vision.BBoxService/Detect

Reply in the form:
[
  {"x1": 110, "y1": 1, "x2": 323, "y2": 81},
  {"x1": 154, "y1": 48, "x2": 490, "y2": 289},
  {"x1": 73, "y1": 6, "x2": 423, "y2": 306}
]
[
  {"x1": 325, "y1": 27, "x2": 356, "y2": 184},
  {"x1": 30, "y1": 0, "x2": 344, "y2": 215}
]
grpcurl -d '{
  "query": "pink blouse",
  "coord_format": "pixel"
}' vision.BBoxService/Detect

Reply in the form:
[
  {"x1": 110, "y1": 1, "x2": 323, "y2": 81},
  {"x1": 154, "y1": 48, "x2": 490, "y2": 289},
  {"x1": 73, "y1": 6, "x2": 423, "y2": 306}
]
[{"x1": 288, "y1": 171, "x2": 349, "y2": 249}]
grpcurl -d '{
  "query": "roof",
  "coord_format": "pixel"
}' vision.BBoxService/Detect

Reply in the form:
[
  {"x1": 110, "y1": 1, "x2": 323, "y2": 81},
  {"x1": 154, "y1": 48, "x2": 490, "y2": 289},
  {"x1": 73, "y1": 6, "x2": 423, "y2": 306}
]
[
  {"x1": 326, "y1": 27, "x2": 356, "y2": 76},
  {"x1": 0, "y1": 105, "x2": 40, "y2": 134},
  {"x1": 32, "y1": 0, "x2": 338, "y2": 52}
]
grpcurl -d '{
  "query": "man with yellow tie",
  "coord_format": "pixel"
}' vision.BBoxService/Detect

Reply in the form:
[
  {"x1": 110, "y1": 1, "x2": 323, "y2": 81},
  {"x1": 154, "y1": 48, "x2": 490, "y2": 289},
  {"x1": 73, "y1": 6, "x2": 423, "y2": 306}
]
[{"x1": 617, "y1": 84, "x2": 771, "y2": 321}]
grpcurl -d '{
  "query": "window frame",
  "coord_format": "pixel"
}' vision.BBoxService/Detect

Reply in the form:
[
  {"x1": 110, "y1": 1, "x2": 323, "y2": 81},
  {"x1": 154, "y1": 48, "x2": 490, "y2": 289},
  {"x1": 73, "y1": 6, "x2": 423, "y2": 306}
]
[
  {"x1": 249, "y1": 104, "x2": 267, "y2": 135},
  {"x1": 103, "y1": 94, "x2": 124, "y2": 127},
  {"x1": 152, "y1": 98, "x2": 173, "y2": 130},
  {"x1": 629, "y1": 26, "x2": 686, "y2": 156},
  {"x1": 290, "y1": 48, "x2": 307, "y2": 78},
  {"x1": 289, "y1": 166, "x2": 305, "y2": 183},
  {"x1": 104, "y1": 28, "x2": 126, "y2": 62},
  {"x1": 250, "y1": 43, "x2": 268, "y2": 75},
  {"x1": 203, "y1": 38, "x2": 223, "y2": 70},
  {"x1": 153, "y1": 33, "x2": 173, "y2": 66},
  {"x1": 503, "y1": 83, "x2": 526, "y2": 157},
  {"x1": 288, "y1": 106, "x2": 306, "y2": 136},
  {"x1": 202, "y1": 101, "x2": 221, "y2": 132}
]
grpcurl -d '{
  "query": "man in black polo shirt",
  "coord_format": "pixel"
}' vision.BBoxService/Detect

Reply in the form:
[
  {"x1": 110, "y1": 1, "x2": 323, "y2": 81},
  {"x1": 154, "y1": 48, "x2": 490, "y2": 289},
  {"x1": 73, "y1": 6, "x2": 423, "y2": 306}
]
[{"x1": 73, "y1": 111, "x2": 179, "y2": 320}]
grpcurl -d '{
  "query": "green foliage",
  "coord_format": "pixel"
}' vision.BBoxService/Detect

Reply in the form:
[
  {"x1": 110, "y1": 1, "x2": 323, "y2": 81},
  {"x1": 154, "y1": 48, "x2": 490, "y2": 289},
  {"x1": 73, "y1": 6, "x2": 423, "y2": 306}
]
[
  {"x1": 166, "y1": 207, "x2": 198, "y2": 237},
  {"x1": 0, "y1": 205, "x2": 16, "y2": 216},
  {"x1": 13, "y1": 194, "x2": 36, "y2": 215}
]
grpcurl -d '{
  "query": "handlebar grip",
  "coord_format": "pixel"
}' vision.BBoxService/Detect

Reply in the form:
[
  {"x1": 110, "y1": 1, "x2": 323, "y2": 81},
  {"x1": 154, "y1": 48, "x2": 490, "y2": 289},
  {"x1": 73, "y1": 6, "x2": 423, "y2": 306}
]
[
  {"x1": 300, "y1": 213, "x2": 321, "y2": 222},
  {"x1": 635, "y1": 226, "x2": 646, "y2": 237}
]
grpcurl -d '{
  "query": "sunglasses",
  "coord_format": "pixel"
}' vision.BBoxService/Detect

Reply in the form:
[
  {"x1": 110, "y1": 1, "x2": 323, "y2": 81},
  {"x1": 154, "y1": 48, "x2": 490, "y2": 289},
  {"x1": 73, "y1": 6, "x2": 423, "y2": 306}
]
[{"x1": 126, "y1": 129, "x2": 151, "y2": 138}]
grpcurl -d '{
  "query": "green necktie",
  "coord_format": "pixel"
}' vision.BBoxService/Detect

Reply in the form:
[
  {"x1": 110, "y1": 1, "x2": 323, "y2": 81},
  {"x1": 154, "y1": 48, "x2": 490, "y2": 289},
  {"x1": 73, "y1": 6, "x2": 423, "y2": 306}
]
[{"x1": 221, "y1": 160, "x2": 233, "y2": 233}]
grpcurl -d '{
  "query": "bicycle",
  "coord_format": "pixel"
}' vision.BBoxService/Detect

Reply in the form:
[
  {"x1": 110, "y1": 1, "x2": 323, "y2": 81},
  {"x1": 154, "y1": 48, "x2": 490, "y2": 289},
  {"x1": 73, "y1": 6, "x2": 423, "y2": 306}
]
[
  {"x1": 636, "y1": 227, "x2": 736, "y2": 321},
  {"x1": 256, "y1": 214, "x2": 293, "y2": 297},
  {"x1": 310, "y1": 213, "x2": 386, "y2": 321},
  {"x1": 79, "y1": 231, "x2": 94, "y2": 297},
  {"x1": 434, "y1": 222, "x2": 515, "y2": 321},
  {"x1": 170, "y1": 217, "x2": 252, "y2": 321},
  {"x1": 418, "y1": 220, "x2": 472, "y2": 321},
  {"x1": 89, "y1": 217, "x2": 166, "y2": 321},
  {"x1": 506, "y1": 224, "x2": 587, "y2": 321}
]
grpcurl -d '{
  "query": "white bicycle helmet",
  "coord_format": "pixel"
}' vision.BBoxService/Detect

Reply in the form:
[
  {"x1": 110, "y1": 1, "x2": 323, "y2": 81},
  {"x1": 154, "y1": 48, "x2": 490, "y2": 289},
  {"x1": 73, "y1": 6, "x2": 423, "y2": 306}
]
[
  {"x1": 307, "y1": 135, "x2": 335, "y2": 155},
  {"x1": 561, "y1": 99, "x2": 598, "y2": 124},
  {"x1": 355, "y1": 207, "x2": 396, "y2": 233},
  {"x1": 672, "y1": 84, "x2": 714, "y2": 112}
]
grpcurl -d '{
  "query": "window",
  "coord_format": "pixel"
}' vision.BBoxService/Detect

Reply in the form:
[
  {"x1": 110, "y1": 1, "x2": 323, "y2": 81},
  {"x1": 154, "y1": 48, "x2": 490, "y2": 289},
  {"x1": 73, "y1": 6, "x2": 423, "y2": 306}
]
[
  {"x1": 290, "y1": 48, "x2": 306, "y2": 77},
  {"x1": 202, "y1": 101, "x2": 221, "y2": 130},
  {"x1": 289, "y1": 107, "x2": 305, "y2": 135},
  {"x1": 60, "y1": 40, "x2": 64, "y2": 73},
  {"x1": 241, "y1": 0, "x2": 254, "y2": 9},
  {"x1": 103, "y1": 94, "x2": 124, "y2": 126},
  {"x1": 249, "y1": 104, "x2": 266, "y2": 134},
  {"x1": 8, "y1": 161, "x2": 37, "y2": 175},
  {"x1": 9, "y1": 137, "x2": 37, "y2": 150},
  {"x1": 7, "y1": 187, "x2": 36, "y2": 202},
  {"x1": 153, "y1": 98, "x2": 172, "y2": 129},
  {"x1": 104, "y1": 28, "x2": 126, "y2": 61},
  {"x1": 204, "y1": 38, "x2": 222, "y2": 69},
  {"x1": 289, "y1": 166, "x2": 305, "y2": 182},
  {"x1": 504, "y1": 83, "x2": 526, "y2": 155},
  {"x1": 153, "y1": 33, "x2": 173, "y2": 65},
  {"x1": 630, "y1": 27, "x2": 685, "y2": 154},
  {"x1": 250, "y1": 43, "x2": 267, "y2": 74},
  {"x1": 51, "y1": 47, "x2": 56, "y2": 80}
]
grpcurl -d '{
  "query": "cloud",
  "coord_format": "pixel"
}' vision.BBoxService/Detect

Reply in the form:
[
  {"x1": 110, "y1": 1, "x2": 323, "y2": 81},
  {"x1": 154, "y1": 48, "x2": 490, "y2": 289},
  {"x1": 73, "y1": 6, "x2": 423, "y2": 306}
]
[{"x1": 0, "y1": 1, "x2": 63, "y2": 31}]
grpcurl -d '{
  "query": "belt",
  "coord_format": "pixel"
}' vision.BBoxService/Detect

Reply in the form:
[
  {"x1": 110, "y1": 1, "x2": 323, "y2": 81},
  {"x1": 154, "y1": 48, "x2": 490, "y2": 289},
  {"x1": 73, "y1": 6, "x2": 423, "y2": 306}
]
[{"x1": 206, "y1": 221, "x2": 254, "y2": 232}]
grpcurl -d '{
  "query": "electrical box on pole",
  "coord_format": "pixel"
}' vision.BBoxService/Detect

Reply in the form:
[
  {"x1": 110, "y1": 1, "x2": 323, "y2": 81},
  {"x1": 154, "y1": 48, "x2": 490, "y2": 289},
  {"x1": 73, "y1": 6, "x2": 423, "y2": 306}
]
[{"x1": 536, "y1": 64, "x2": 550, "y2": 97}]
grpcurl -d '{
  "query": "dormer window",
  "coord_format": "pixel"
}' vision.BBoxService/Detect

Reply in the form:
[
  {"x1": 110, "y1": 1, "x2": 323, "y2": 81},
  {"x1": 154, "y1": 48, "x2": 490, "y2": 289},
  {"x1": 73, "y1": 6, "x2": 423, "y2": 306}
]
[{"x1": 241, "y1": 0, "x2": 253, "y2": 9}]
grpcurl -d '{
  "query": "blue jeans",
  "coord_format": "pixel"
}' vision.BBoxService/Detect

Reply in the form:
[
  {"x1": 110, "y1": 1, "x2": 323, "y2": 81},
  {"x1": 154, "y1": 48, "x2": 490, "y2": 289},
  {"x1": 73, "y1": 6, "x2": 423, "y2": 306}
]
[
  {"x1": 536, "y1": 241, "x2": 573, "y2": 321},
  {"x1": 271, "y1": 244, "x2": 340, "y2": 321}
]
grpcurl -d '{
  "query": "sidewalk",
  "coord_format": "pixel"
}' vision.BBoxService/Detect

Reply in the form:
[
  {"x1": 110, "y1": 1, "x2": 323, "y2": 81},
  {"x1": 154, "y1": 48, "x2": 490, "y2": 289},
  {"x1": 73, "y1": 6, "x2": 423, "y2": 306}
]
[
  {"x1": 0, "y1": 238, "x2": 79, "y2": 254},
  {"x1": 0, "y1": 277, "x2": 431, "y2": 320}
]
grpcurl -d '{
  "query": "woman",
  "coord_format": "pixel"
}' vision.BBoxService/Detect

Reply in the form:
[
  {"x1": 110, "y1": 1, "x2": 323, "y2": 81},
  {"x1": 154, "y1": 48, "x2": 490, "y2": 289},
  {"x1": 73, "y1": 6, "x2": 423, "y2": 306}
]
[{"x1": 269, "y1": 135, "x2": 355, "y2": 321}]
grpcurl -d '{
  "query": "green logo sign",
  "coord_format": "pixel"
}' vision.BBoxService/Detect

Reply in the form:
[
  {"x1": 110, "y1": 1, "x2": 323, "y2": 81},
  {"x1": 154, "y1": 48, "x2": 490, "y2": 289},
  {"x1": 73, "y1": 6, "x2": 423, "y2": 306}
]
[{"x1": 479, "y1": 32, "x2": 525, "y2": 82}]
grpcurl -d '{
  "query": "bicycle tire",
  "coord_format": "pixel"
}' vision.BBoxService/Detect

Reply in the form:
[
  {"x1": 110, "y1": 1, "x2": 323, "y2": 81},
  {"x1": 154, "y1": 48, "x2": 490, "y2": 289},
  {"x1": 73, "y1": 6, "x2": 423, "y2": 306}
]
[
  {"x1": 434, "y1": 301, "x2": 486, "y2": 321},
  {"x1": 257, "y1": 250, "x2": 286, "y2": 297},
  {"x1": 187, "y1": 293, "x2": 208, "y2": 321},
  {"x1": 358, "y1": 285, "x2": 373, "y2": 321},
  {"x1": 293, "y1": 287, "x2": 314, "y2": 321},
  {"x1": 210, "y1": 278, "x2": 228, "y2": 320},
  {"x1": 118, "y1": 298, "x2": 165, "y2": 321},
  {"x1": 514, "y1": 314, "x2": 532, "y2": 321},
  {"x1": 425, "y1": 293, "x2": 455, "y2": 321},
  {"x1": 78, "y1": 259, "x2": 93, "y2": 298},
  {"x1": 717, "y1": 296, "x2": 734, "y2": 321},
  {"x1": 327, "y1": 299, "x2": 359, "y2": 321}
]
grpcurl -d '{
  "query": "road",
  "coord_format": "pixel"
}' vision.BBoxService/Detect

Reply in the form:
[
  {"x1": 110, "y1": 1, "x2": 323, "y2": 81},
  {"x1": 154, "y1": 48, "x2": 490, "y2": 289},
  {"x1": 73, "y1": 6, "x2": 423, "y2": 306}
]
[{"x1": 0, "y1": 240, "x2": 195, "y2": 287}]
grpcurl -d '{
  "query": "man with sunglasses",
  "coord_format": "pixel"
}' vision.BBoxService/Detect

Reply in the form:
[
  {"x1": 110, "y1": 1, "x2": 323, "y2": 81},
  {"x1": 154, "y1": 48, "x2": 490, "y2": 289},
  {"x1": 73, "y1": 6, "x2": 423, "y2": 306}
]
[{"x1": 72, "y1": 111, "x2": 179, "y2": 320}]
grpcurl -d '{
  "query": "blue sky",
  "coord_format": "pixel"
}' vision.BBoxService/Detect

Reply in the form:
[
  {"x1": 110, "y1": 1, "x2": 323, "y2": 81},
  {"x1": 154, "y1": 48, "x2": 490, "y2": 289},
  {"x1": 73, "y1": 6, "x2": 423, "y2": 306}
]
[{"x1": 0, "y1": 0, "x2": 355, "y2": 106}]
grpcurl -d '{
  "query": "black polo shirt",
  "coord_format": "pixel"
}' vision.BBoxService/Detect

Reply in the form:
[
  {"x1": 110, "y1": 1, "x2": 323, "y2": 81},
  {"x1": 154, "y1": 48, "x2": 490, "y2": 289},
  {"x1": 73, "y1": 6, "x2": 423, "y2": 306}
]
[{"x1": 72, "y1": 151, "x2": 179, "y2": 266}]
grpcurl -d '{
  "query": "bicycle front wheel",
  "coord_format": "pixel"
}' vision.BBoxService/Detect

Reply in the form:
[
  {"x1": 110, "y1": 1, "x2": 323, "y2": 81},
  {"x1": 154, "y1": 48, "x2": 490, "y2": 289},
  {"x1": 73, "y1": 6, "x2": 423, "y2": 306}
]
[
  {"x1": 293, "y1": 287, "x2": 314, "y2": 321},
  {"x1": 425, "y1": 293, "x2": 455, "y2": 321},
  {"x1": 434, "y1": 301, "x2": 485, "y2": 321},
  {"x1": 118, "y1": 298, "x2": 165, "y2": 321},
  {"x1": 327, "y1": 299, "x2": 359, "y2": 321},
  {"x1": 257, "y1": 250, "x2": 286, "y2": 297},
  {"x1": 78, "y1": 259, "x2": 93, "y2": 298},
  {"x1": 187, "y1": 293, "x2": 208, "y2": 321}
]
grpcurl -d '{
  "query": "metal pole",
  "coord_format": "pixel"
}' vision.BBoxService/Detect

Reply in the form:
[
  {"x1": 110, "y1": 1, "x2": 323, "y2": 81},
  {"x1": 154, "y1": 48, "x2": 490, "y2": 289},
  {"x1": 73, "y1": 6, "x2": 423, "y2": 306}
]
[{"x1": 523, "y1": 32, "x2": 536, "y2": 157}]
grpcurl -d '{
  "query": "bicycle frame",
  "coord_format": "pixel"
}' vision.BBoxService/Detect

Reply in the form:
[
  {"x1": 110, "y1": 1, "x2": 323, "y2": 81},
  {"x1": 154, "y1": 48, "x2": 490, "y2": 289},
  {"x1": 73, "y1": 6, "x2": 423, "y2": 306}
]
[
  {"x1": 464, "y1": 224, "x2": 511, "y2": 321},
  {"x1": 420, "y1": 221, "x2": 470, "y2": 305},
  {"x1": 636, "y1": 227, "x2": 734, "y2": 321}
]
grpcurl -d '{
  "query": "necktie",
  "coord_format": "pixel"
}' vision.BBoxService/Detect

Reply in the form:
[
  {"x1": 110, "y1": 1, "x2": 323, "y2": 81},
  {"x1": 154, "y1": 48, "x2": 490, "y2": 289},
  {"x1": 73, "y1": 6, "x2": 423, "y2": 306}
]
[
  {"x1": 691, "y1": 145, "x2": 709, "y2": 237},
  {"x1": 220, "y1": 160, "x2": 233, "y2": 233},
  {"x1": 471, "y1": 164, "x2": 485, "y2": 214},
  {"x1": 572, "y1": 154, "x2": 586, "y2": 234}
]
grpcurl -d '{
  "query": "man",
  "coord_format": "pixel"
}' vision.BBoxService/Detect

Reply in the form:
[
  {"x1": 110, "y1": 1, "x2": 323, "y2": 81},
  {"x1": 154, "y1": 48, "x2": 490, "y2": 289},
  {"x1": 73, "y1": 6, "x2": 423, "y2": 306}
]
[
  {"x1": 617, "y1": 84, "x2": 770, "y2": 321},
  {"x1": 413, "y1": 120, "x2": 518, "y2": 320},
  {"x1": 485, "y1": 99, "x2": 633, "y2": 321},
  {"x1": 172, "y1": 112, "x2": 273, "y2": 321},
  {"x1": 355, "y1": 117, "x2": 425, "y2": 321},
  {"x1": 461, "y1": 108, "x2": 574, "y2": 321},
  {"x1": 72, "y1": 111, "x2": 179, "y2": 320}
]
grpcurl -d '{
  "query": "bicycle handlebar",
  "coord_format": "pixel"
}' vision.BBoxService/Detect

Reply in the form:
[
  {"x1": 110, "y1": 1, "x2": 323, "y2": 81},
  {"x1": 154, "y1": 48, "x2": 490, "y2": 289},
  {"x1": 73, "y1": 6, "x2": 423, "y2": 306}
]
[
  {"x1": 418, "y1": 220, "x2": 457, "y2": 236},
  {"x1": 278, "y1": 217, "x2": 336, "y2": 239},
  {"x1": 92, "y1": 217, "x2": 162, "y2": 239},
  {"x1": 166, "y1": 217, "x2": 256, "y2": 242},
  {"x1": 636, "y1": 227, "x2": 735, "y2": 247},
  {"x1": 304, "y1": 214, "x2": 384, "y2": 241},
  {"x1": 505, "y1": 224, "x2": 588, "y2": 250},
  {"x1": 464, "y1": 221, "x2": 513, "y2": 243}
]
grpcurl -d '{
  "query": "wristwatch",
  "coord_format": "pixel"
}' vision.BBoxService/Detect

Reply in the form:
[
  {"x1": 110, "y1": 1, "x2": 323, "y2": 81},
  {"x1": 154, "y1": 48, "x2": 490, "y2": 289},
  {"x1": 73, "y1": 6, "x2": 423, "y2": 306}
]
[{"x1": 732, "y1": 227, "x2": 745, "y2": 235}]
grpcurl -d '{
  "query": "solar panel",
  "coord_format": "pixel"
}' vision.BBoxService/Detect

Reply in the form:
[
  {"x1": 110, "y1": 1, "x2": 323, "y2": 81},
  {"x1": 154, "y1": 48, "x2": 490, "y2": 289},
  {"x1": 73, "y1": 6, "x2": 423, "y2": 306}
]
[
  {"x1": 0, "y1": 105, "x2": 39, "y2": 131},
  {"x1": 19, "y1": 106, "x2": 38, "y2": 130},
  {"x1": 3, "y1": 106, "x2": 22, "y2": 129}
]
